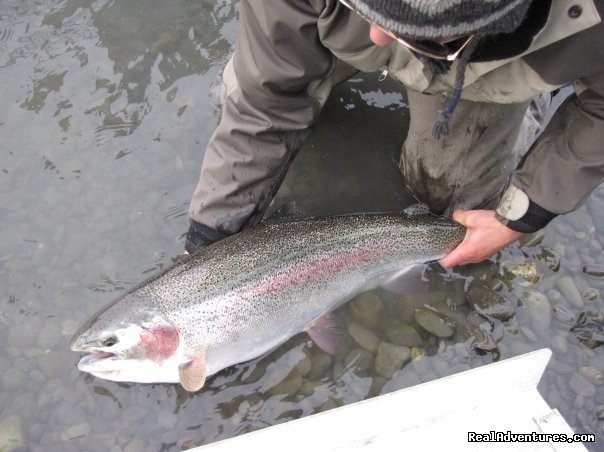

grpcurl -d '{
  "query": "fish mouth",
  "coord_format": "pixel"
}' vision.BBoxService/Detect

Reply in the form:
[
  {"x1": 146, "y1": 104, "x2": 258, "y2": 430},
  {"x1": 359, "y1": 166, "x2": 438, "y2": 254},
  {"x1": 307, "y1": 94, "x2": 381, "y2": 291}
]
[{"x1": 78, "y1": 351, "x2": 117, "y2": 370}]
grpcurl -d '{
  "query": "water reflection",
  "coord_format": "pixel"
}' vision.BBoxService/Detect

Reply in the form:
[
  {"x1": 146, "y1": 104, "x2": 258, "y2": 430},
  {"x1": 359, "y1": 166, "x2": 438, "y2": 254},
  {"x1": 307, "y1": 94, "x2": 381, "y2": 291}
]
[{"x1": 2, "y1": 0, "x2": 235, "y2": 140}]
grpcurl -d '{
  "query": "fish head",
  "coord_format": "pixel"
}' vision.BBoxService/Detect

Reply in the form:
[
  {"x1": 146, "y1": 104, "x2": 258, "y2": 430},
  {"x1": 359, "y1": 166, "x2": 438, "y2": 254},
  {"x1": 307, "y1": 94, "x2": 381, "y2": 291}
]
[{"x1": 70, "y1": 299, "x2": 183, "y2": 384}]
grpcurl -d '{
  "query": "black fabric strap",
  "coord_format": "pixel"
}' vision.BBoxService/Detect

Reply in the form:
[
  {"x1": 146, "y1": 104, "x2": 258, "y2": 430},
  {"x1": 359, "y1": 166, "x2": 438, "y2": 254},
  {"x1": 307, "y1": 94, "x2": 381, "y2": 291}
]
[
  {"x1": 504, "y1": 199, "x2": 557, "y2": 233},
  {"x1": 185, "y1": 220, "x2": 228, "y2": 254}
]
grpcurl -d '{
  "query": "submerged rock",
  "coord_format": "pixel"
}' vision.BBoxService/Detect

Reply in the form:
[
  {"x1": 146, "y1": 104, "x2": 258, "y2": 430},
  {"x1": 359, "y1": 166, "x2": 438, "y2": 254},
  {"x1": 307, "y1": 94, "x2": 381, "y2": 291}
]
[
  {"x1": 579, "y1": 366, "x2": 604, "y2": 385},
  {"x1": 584, "y1": 265, "x2": 604, "y2": 278},
  {"x1": 307, "y1": 353, "x2": 333, "y2": 380},
  {"x1": 521, "y1": 290, "x2": 552, "y2": 335},
  {"x1": 552, "y1": 305, "x2": 576, "y2": 325},
  {"x1": 374, "y1": 342, "x2": 411, "y2": 378},
  {"x1": 0, "y1": 415, "x2": 25, "y2": 452},
  {"x1": 267, "y1": 369, "x2": 303, "y2": 396},
  {"x1": 384, "y1": 322, "x2": 424, "y2": 347},
  {"x1": 349, "y1": 292, "x2": 384, "y2": 328},
  {"x1": 455, "y1": 322, "x2": 498, "y2": 353},
  {"x1": 571, "y1": 311, "x2": 604, "y2": 349},
  {"x1": 414, "y1": 308, "x2": 454, "y2": 338},
  {"x1": 583, "y1": 288, "x2": 600, "y2": 302},
  {"x1": 504, "y1": 258, "x2": 540, "y2": 284},
  {"x1": 569, "y1": 372, "x2": 596, "y2": 397},
  {"x1": 556, "y1": 276, "x2": 584, "y2": 308},
  {"x1": 467, "y1": 285, "x2": 515, "y2": 321},
  {"x1": 347, "y1": 321, "x2": 380, "y2": 353},
  {"x1": 551, "y1": 335, "x2": 568, "y2": 354}
]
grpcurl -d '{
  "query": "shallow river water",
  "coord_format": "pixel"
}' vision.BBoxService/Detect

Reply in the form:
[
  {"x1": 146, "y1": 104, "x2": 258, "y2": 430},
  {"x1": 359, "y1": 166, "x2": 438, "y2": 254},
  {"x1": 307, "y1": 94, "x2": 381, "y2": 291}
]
[{"x1": 1, "y1": 1, "x2": 603, "y2": 451}]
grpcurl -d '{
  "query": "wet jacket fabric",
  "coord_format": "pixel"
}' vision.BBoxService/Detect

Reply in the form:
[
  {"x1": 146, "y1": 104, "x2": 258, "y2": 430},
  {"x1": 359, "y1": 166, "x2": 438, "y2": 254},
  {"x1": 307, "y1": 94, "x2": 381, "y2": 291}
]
[{"x1": 188, "y1": 0, "x2": 604, "y2": 243}]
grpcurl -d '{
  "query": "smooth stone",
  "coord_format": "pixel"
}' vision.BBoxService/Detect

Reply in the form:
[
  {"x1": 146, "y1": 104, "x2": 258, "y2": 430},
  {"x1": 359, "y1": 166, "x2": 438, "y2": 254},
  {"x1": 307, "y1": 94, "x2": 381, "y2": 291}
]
[
  {"x1": 347, "y1": 321, "x2": 380, "y2": 353},
  {"x1": 504, "y1": 318, "x2": 519, "y2": 335},
  {"x1": 122, "y1": 406, "x2": 148, "y2": 423},
  {"x1": 307, "y1": 353, "x2": 333, "y2": 380},
  {"x1": 374, "y1": 342, "x2": 411, "y2": 379},
  {"x1": 547, "y1": 390, "x2": 562, "y2": 408},
  {"x1": 397, "y1": 291, "x2": 448, "y2": 323},
  {"x1": 124, "y1": 438, "x2": 147, "y2": 452},
  {"x1": 584, "y1": 288, "x2": 600, "y2": 302},
  {"x1": 388, "y1": 369, "x2": 422, "y2": 390},
  {"x1": 467, "y1": 285, "x2": 515, "y2": 321},
  {"x1": 90, "y1": 432, "x2": 117, "y2": 448},
  {"x1": 349, "y1": 292, "x2": 384, "y2": 328},
  {"x1": 552, "y1": 305, "x2": 576, "y2": 325},
  {"x1": 414, "y1": 308, "x2": 454, "y2": 338},
  {"x1": 573, "y1": 394, "x2": 585, "y2": 410},
  {"x1": 8, "y1": 316, "x2": 42, "y2": 348},
  {"x1": 2, "y1": 368, "x2": 28, "y2": 392},
  {"x1": 38, "y1": 351, "x2": 71, "y2": 379},
  {"x1": 584, "y1": 265, "x2": 604, "y2": 278},
  {"x1": 549, "y1": 359, "x2": 575, "y2": 375},
  {"x1": 61, "y1": 319, "x2": 79, "y2": 337},
  {"x1": 556, "y1": 276, "x2": 584, "y2": 308},
  {"x1": 292, "y1": 352, "x2": 312, "y2": 377},
  {"x1": 455, "y1": 322, "x2": 498, "y2": 352},
  {"x1": 522, "y1": 290, "x2": 551, "y2": 335},
  {"x1": 520, "y1": 326, "x2": 539, "y2": 342},
  {"x1": 569, "y1": 372, "x2": 596, "y2": 397},
  {"x1": 36, "y1": 318, "x2": 62, "y2": 349},
  {"x1": 298, "y1": 381, "x2": 325, "y2": 398},
  {"x1": 504, "y1": 259, "x2": 540, "y2": 284},
  {"x1": 61, "y1": 422, "x2": 91, "y2": 441},
  {"x1": 384, "y1": 322, "x2": 423, "y2": 347},
  {"x1": 267, "y1": 369, "x2": 303, "y2": 396},
  {"x1": 551, "y1": 335, "x2": 568, "y2": 354},
  {"x1": 0, "y1": 415, "x2": 25, "y2": 451},
  {"x1": 157, "y1": 410, "x2": 178, "y2": 430},
  {"x1": 466, "y1": 311, "x2": 489, "y2": 327},
  {"x1": 491, "y1": 322, "x2": 505, "y2": 342},
  {"x1": 547, "y1": 289, "x2": 562, "y2": 303},
  {"x1": 579, "y1": 366, "x2": 604, "y2": 385}
]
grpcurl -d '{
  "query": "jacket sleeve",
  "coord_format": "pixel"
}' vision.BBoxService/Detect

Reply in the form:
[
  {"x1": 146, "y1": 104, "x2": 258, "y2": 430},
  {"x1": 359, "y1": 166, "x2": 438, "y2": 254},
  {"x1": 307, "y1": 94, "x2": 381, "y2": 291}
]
[
  {"x1": 512, "y1": 70, "x2": 604, "y2": 218},
  {"x1": 188, "y1": 0, "x2": 357, "y2": 236}
]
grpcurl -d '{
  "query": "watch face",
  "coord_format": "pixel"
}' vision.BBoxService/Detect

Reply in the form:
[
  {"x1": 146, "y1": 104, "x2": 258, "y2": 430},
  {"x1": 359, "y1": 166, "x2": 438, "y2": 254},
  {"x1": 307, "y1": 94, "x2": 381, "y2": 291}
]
[{"x1": 496, "y1": 185, "x2": 529, "y2": 221}]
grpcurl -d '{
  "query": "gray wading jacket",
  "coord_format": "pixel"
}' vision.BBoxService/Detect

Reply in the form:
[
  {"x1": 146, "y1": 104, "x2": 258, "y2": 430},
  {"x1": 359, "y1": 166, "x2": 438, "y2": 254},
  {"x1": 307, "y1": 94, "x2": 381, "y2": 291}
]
[{"x1": 188, "y1": 0, "x2": 604, "y2": 238}]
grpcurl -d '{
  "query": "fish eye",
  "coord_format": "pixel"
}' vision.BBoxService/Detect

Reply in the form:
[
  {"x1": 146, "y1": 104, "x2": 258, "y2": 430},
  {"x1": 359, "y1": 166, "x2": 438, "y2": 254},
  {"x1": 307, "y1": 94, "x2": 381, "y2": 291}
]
[{"x1": 100, "y1": 335, "x2": 118, "y2": 347}]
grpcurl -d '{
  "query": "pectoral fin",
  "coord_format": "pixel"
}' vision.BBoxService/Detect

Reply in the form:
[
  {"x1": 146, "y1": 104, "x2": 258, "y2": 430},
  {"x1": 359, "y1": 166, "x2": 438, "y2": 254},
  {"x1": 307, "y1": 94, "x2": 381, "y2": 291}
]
[
  {"x1": 306, "y1": 314, "x2": 342, "y2": 355},
  {"x1": 179, "y1": 351, "x2": 206, "y2": 392}
]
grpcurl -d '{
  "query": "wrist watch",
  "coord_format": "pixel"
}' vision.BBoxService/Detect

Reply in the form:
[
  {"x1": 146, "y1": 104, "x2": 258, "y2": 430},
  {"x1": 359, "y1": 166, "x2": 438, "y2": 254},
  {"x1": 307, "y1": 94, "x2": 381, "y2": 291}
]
[{"x1": 496, "y1": 185, "x2": 556, "y2": 233}]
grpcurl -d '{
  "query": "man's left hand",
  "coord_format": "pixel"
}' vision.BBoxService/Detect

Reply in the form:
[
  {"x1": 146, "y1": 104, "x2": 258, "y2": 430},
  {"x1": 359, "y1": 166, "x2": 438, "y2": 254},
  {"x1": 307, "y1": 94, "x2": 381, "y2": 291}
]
[{"x1": 439, "y1": 209, "x2": 523, "y2": 268}]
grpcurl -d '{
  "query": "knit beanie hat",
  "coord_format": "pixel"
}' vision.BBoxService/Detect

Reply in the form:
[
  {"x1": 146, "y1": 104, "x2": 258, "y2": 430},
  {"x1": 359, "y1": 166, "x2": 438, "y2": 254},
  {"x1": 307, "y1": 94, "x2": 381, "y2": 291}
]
[
  {"x1": 346, "y1": 0, "x2": 533, "y2": 39},
  {"x1": 345, "y1": 0, "x2": 532, "y2": 138}
]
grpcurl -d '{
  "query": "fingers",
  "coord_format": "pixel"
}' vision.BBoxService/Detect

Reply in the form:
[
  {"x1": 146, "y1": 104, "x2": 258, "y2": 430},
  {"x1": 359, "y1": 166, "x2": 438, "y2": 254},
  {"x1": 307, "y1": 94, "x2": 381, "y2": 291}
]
[{"x1": 439, "y1": 243, "x2": 474, "y2": 268}]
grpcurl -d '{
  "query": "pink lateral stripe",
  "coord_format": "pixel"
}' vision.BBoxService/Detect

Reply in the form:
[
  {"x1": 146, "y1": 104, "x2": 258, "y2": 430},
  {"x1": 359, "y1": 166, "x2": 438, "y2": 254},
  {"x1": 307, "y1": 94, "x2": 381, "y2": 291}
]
[{"x1": 241, "y1": 242, "x2": 393, "y2": 299}]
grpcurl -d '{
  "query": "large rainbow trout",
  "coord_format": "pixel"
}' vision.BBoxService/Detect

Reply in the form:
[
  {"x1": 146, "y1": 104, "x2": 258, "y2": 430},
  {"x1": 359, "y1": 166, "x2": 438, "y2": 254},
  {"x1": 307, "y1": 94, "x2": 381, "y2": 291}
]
[{"x1": 71, "y1": 212, "x2": 464, "y2": 391}]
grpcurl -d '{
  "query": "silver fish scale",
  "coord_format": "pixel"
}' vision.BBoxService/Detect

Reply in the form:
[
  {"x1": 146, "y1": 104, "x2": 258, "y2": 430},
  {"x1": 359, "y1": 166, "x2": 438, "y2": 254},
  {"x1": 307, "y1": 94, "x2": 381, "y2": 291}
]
[{"x1": 131, "y1": 213, "x2": 464, "y2": 375}]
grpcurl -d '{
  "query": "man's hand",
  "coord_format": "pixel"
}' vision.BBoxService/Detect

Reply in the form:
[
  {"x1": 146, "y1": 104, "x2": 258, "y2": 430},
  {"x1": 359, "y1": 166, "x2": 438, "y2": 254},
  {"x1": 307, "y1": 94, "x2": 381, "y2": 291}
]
[{"x1": 440, "y1": 209, "x2": 523, "y2": 268}]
